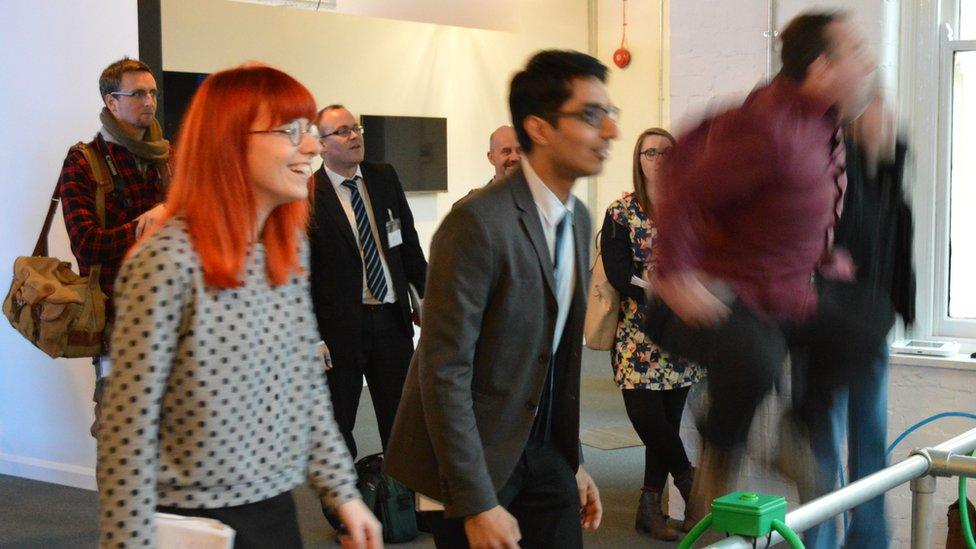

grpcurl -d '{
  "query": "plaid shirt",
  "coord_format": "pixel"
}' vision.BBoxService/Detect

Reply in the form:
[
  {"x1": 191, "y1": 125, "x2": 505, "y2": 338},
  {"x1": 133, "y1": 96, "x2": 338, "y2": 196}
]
[{"x1": 57, "y1": 133, "x2": 168, "y2": 320}]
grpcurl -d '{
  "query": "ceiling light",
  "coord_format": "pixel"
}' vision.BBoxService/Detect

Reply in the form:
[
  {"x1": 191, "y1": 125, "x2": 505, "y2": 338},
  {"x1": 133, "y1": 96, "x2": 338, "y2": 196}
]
[{"x1": 229, "y1": 0, "x2": 337, "y2": 11}]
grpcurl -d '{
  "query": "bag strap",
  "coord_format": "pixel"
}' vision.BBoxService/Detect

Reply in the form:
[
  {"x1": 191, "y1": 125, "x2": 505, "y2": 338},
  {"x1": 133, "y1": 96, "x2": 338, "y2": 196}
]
[
  {"x1": 85, "y1": 136, "x2": 114, "y2": 228},
  {"x1": 76, "y1": 141, "x2": 113, "y2": 284},
  {"x1": 590, "y1": 229, "x2": 603, "y2": 271},
  {"x1": 31, "y1": 186, "x2": 61, "y2": 257},
  {"x1": 34, "y1": 141, "x2": 113, "y2": 259}
]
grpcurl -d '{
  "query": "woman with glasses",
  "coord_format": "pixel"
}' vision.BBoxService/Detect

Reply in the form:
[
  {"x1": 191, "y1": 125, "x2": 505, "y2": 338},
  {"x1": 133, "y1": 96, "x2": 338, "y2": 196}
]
[
  {"x1": 599, "y1": 127, "x2": 703, "y2": 541},
  {"x1": 96, "y1": 65, "x2": 381, "y2": 549}
]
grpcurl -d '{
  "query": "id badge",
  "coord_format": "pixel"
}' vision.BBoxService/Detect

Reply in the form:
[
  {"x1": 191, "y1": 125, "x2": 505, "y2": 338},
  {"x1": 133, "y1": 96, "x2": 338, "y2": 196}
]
[{"x1": 385, "y1": 209, "x2": 403, "y2": 248}]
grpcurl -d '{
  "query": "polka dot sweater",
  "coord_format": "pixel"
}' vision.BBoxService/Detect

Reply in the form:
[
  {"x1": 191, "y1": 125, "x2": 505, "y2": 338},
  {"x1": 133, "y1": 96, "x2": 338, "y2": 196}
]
[{"x1": 97, "y1": 218, "x2": 359, "y2": 548}]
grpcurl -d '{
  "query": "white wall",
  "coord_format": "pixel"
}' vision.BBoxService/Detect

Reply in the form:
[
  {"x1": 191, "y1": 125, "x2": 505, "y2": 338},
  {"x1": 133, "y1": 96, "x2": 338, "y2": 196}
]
[
  {"x1": 161, "y1": 0, "x2": 591, "y2": 255},
  {"x1": 0, "y1": 0, "x2": 140, "y2": 490},
  {"x1": 330, "y1": 0, "x2": 520, "y2": 32},
  {"x1": 593, "y1": 0, "x2": 668, "y2": 221}
]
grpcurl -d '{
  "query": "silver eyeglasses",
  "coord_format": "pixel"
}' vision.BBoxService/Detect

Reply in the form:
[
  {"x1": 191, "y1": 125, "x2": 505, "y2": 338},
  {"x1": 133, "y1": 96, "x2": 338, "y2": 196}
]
[
  {"x1": 110, "y1": 89, "x2": 160, "y2": 101},
  {"x1": 249, "y1": 119, "x2": 321, "y2": 146}
]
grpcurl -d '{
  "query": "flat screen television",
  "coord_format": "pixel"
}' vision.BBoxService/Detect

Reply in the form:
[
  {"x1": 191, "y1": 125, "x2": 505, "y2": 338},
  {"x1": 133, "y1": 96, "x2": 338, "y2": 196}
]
[
  {"x1": 161, "y1": 70, "x2": 209, "y2": 141},
  {"x1": 360, "y1": 115, "x2": 447, "y2": 193}
]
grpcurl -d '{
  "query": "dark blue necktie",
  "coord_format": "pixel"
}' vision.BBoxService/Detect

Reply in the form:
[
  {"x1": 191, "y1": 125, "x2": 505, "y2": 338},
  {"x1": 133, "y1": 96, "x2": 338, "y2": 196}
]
[
  {"x1": 342, "y1": 178, "x2": 388, "y2": 302},
  {"x1": 532, "y1": 211, "x2": 573, "y2": 443}
]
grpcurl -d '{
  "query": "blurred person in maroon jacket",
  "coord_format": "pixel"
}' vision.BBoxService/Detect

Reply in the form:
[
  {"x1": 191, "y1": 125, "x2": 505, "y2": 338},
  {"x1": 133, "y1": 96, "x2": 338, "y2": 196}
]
[{"x1": 645, "y1": 11, "x2": 879, "y2": 530}]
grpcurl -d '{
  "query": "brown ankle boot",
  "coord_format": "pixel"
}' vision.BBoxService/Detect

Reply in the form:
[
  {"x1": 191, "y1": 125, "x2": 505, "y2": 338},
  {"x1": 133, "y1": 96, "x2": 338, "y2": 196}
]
[
  {"x1": 636, "y1": 490, "x2": 679, "y2": 541},
  {"x1": 682, "y1": 444, "x2": 743, "y2": 532}
]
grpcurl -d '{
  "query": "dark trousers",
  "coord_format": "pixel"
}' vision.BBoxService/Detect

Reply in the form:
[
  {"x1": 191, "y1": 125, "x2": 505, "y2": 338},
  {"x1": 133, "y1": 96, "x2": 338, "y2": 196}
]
[
  {"x1": 648, "y1": 287, "x2": 881, "y2": 449},
  {"x1": 622, "y1": 386, "x2": 692, "y2": 490},
  {"x1": 326, "y1": 303, "x2": 414, "y2": 459},
  {"x1": 421, "y1": 441, "x2": 583, "y2": 549},
  {"x1": 157, "y1": 491, "x2": 302, "y2": 549}
]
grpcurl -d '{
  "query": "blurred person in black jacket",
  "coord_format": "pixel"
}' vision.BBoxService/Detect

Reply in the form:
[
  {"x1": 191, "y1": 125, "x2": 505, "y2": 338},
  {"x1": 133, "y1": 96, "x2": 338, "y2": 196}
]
[{"x1": 792, "y1": 88, "x2": 914, "y2": 549}]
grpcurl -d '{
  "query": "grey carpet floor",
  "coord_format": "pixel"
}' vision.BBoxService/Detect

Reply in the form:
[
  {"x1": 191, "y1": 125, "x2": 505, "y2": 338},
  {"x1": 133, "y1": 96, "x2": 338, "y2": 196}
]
[{"x1": 1, "y1": 349, "x2": 677, "y2": 548}]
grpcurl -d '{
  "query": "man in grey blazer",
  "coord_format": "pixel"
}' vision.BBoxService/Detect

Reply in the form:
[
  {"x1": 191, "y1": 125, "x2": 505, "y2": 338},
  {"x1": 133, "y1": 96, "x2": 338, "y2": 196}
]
[{"x1": 385, "y1": 50, "x2": 619, "y2": 548}]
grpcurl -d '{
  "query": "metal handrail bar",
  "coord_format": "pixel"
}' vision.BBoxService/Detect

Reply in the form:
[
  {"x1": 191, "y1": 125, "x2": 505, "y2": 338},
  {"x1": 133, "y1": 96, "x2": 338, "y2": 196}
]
[{"x1": 705, "y1": 427, "x2": 976, "y2": 548}]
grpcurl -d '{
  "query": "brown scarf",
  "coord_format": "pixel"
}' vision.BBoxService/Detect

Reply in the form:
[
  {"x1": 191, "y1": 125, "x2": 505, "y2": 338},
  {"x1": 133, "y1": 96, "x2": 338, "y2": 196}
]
[{"x1": 99, "y1": 107, "x2": 170, "y2": 165}]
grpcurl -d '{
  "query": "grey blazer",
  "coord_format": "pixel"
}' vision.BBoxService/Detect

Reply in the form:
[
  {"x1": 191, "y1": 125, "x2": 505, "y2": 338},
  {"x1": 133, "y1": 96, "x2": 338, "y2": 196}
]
[{"x1": 384, "y1": 170, "x2": 591, "y2": 519}]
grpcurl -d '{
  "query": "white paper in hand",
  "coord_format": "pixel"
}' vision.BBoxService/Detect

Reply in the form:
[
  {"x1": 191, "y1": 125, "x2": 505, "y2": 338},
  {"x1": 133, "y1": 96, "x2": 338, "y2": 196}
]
[{"x1": 155, "y1": 512, "x2": 235, "y2": 549}]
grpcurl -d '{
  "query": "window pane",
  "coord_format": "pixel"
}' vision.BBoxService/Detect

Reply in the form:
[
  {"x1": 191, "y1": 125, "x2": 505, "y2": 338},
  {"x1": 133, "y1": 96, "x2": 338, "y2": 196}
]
[
  {"x1": 949, "y1": 50, "x2": 976, "y2": 318},
  {"x1": 962, "y1": 0, "x2": 976, "y2": 40}
]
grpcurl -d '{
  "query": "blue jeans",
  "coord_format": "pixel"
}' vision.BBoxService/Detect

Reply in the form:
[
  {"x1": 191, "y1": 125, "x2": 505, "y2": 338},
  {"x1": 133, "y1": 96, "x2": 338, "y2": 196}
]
[{"x1": 803, "y1": 345, "x2": 889, "y2": 549}]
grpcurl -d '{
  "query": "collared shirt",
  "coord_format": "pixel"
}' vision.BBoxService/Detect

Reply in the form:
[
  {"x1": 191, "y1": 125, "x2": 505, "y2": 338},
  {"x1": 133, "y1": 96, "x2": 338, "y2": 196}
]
[
  {"x1": 655, "y1": 78, "x2": 844, "y2": 323},
  {"x1": 324, "y1": 164, "x2": 396, "y2": 305},
  {"x1": 521, "y1": 158, "x2": 575, "y2": 351}
]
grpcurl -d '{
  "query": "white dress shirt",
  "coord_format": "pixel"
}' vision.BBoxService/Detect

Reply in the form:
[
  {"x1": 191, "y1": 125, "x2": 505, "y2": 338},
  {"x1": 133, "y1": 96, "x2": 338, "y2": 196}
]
[{"x1": 521, "y1": 158, "x2": 576, "y2": 352}]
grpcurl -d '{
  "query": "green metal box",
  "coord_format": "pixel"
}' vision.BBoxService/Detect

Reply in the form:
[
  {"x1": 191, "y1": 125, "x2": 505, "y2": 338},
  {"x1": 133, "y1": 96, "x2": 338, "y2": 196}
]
[{"x1": 710, "y1": 491, "x2": 788, "y2": 538}]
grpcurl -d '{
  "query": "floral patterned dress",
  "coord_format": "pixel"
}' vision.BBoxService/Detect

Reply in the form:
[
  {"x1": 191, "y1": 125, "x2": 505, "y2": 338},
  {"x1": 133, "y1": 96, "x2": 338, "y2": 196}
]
[{"x1": 607, "y1": 193, "x2": 704, "y2": 390}]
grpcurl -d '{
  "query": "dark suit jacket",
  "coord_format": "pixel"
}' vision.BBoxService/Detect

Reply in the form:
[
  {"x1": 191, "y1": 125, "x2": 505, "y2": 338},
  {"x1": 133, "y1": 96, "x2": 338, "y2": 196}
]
[
  {"x1": 308, "y1": 161, "x2": 427, "y2": 352},
  {"x1": 384, "y1": 170, "x2": 591, "y2": 518}
]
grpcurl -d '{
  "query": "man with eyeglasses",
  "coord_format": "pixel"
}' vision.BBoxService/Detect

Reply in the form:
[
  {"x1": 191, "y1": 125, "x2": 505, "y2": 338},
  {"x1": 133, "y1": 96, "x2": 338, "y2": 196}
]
[
  {"x1": 56, "y1": 57, "x2": 170, "y2": 438},
  {"x1": 308, "y1": 104, "x2": 427, "y2": 469},
  {"x1": 386, "y1": 49, "x2": 616, "y2": 549}
]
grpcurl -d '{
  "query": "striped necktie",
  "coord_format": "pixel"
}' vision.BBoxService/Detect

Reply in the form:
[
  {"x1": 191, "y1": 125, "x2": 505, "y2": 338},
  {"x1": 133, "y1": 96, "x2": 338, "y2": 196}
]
[{"x1": 342, "y1": 178, "x2": 389, "y2": 302}]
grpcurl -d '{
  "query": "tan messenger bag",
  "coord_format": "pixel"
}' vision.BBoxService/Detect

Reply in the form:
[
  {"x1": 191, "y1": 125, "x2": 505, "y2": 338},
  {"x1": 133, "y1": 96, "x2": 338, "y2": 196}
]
[{"x1": 3, "y1": 143, "x2": 110, "y2": 358}]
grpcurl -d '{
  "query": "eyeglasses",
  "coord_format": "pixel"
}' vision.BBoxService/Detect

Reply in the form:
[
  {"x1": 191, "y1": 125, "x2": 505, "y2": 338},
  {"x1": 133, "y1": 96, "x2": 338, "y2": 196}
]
[
  {"x1": 110, "y1": 89, "x2": 160, "y2": 101},
  {"x1": 321, "y1": 125, "x2": 365, "y2": 139},
  {"x1": 248, "y1": 119, "x2": 320, "y2": 146},
  {"x1": 544, "y1": 104, "x2": 620, "y2": 128},
  {"x1": 640, "y1": 147, "x2": 672, "y2": 160}
]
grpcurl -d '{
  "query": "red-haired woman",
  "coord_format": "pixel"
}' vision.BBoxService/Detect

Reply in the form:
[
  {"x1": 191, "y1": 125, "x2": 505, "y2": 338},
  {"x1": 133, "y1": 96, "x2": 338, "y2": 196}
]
[{"x1": 96, "y1": 65, "x2": 381, "y2": 549}]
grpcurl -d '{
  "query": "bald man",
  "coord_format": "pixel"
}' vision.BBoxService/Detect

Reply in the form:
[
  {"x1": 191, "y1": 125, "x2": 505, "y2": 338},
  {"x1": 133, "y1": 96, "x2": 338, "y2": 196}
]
[{"x1": 486, "y1": 125, "x2": 522, "y2": 184}]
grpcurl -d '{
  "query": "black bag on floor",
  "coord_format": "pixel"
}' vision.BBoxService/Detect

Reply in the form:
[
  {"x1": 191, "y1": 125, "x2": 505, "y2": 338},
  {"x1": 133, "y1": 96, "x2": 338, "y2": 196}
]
[
  {"x1": 946, "y1": 497, "x2": 976, "y2": 548},
  {"x1": 356, "y1": 453, "x2": 419, "y2": 543}
]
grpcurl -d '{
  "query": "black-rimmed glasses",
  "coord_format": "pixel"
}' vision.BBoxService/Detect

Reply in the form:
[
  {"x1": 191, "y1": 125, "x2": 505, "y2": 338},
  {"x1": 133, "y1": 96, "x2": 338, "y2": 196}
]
[
  {"x1": 640, "y1": 147, "x2": 672, "y2": 160},
  {"x1": 544, "y1": 104, "x2": 620, "y2": 128},
  {"x1": 249, "y1": 119, "x2": 320, "y2": 146},
  {"x1": 322, "y1": 125, "x2": 365, "y2": 139}
]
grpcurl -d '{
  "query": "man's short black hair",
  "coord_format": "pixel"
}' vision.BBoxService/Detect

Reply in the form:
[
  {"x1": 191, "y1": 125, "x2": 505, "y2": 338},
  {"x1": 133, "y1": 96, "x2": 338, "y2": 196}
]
[
  {"x1": 508, "y1": 50, "x2": 608, "y2": 153},
  {"x1": 779, "y1": 11, "x2": 848, "y2": 83}
]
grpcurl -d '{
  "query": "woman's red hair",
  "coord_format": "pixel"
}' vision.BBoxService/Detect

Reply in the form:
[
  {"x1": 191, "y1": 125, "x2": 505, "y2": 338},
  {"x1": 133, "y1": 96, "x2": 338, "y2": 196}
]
[{"x1": 163, "y1": 65, "x2": 316, "y2": 288}]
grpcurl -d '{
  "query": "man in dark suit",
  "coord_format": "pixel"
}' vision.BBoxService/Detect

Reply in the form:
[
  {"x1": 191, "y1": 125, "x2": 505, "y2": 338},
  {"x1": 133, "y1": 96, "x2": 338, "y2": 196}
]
[
  {"x1": 308, "y1": 104, "x2": 427, "y2": 461},
  {"x1": 385, "y1": 50, "x2": 618, "y2": 549}
]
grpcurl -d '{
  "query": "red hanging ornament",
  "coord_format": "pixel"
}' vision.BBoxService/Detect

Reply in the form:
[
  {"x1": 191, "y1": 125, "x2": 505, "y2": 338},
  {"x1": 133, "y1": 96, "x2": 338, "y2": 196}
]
[{"x1": 613, "y1": 0, "x2": 631, "y2": 68}]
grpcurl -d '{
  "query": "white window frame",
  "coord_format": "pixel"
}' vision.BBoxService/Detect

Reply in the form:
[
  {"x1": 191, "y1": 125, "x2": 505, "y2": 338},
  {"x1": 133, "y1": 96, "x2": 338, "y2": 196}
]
[
  {"x1": 901, "y1": 0, "x2": 976, "y2": 345},
  {"x1": 935, "y1": 31, "x2": 976, "y2": 337}
]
